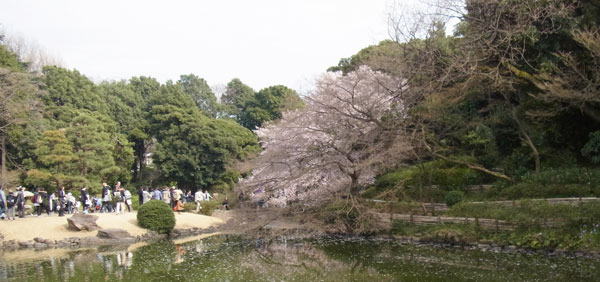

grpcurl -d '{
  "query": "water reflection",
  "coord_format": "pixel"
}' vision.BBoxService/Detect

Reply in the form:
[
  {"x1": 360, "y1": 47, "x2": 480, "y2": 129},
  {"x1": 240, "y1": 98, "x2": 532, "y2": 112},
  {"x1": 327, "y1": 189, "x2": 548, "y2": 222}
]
[{"x1": 1, "y1": 235, "x2": 599, "y2": 281}]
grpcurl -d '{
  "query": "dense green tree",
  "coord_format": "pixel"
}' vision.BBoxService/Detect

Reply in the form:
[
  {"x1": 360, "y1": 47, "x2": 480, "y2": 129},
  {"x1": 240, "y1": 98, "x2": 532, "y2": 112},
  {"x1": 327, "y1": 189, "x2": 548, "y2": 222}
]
[
  {"x1": 238, "y1": 85, "x2": 304, "y2": 130},
  {"x1": 25, "y1": 109, "x2": 134, "y2": 191},
  {"x1": 0, "y1": 64, "x2": 45, "y2": 186},
  {"x1": 221, "y1": 78, "x2": 255, "y2": 118},
  {"x1": 148, "y1": 104, "x2": 259, "y2": 189},
  {"x1": 177, "y1": 74, "x2": 220, "y2": 118},
  {"x1": 100, "y1": 81, "x2": 150, "y2": 181},
  {"x1": 41, "y1": 66, "x2": 108, "y2": 114},
  {"x1": 328, "y1": 40, "x2": 404, "y2": 76},
  {"x1": 25, "y1": 129, "x2": 84, "y2": 190},
  {"x1": 66, "y1": 111, "x2": 133, "y2": 185},
  {"x1": 147, "y1": 81, "x2": 196, "y2": 111},
  {"x1": 130, "y1": 76, "x2": 161, "y2": 101}
]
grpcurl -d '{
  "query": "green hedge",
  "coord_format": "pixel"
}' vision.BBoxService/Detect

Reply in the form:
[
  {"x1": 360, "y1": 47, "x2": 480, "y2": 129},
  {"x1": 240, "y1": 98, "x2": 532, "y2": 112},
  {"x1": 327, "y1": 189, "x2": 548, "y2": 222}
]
[
  {"x1": 137, "y1": 200, "x2": 176, "y2": 234},
  {"x1": 492, "y1": 167, "x2": 600, "y2": 199},
  {"x1": 517, "y1": 167, "x2": 600, "y2": 186}
]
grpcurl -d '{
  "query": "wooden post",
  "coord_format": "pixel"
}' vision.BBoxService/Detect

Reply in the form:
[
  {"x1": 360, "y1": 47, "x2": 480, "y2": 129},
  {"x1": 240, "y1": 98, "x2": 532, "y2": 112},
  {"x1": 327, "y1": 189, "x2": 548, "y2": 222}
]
[
  {"x1": 495, "y1": 218, "x2": 499, "y2": 232},
  {"x1": 410, "y1": 214, "x2": 414, "y2": 223}
]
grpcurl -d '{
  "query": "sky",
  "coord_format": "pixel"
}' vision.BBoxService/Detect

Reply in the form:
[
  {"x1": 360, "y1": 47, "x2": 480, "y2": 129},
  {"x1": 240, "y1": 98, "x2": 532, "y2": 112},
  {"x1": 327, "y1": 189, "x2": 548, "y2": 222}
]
[{"x1": 0, "y1": 0, "x2": 401, "y2": 94}]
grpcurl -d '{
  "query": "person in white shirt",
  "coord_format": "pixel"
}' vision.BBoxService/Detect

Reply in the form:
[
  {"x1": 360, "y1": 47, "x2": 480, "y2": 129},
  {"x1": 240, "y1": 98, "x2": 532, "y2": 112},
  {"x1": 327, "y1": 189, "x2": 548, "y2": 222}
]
[
  {"x1": 203, "y1": 190, "x2": 212, "y2": 201},
  {"x1": 142, "y1": 188, "x2": 152, "y2": 204},
  {"x1": 194, "y1": 190, "x2": 203, "y2": 212}
]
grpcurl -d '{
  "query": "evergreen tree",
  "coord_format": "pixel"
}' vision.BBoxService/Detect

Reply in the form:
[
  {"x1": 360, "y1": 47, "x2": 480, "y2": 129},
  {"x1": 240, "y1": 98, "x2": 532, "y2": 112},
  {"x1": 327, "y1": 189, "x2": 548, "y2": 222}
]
[
  {"x1": 177, "y1": 74, "x2": 220, "y2": 118},
  {"x1": 221, "y1": 78, "x2": 255, "y2": 118},
  {"x1": 238, "y1": 85, "x2": 303, "y2": 129}
]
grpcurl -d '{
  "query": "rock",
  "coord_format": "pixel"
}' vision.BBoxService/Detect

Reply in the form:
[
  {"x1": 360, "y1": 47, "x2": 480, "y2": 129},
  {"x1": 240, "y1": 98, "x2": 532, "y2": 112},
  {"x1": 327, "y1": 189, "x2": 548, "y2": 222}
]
[
  {"x1": 33, "y1": 243, "x2": 48, "y2": 249},
  {"x1": 57, "y1": 241, "x2": 71, "y2": 248},
  {"x1": 477, "y1": 243, "x2": 489, "y2": 249},
  {"x1": 33, "y1": 237, "x2": 53, "y2": 244},
  {"x1": 97, "y1": 228, "x2": 133, "y2": 240},
  {"x1": 18, "y1": 240, "x2": 34, "y2": 248},
  {"x1": 67, "y1": 214, "x2": 101, "y2": 231}
]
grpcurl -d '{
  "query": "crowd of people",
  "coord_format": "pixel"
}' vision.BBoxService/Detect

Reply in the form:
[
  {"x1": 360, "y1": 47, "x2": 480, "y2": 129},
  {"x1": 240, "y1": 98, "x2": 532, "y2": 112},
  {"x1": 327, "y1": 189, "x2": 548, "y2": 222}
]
[{"x1": 0, "y1": 182, "x2": 215, "y2": 220}]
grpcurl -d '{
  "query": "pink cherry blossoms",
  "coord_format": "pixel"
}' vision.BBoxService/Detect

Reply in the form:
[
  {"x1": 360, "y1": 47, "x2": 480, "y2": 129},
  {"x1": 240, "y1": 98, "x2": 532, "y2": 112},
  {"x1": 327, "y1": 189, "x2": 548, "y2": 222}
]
[{"x1": 239, "y1": 66, "x2": 414, "y2": 207}]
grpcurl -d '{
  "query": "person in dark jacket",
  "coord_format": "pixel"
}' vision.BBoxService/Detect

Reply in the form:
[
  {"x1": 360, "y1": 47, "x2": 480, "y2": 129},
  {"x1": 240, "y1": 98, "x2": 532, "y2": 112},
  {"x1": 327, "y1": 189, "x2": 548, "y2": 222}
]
[
  {"x1": 5, "y1": 189, "x2": 16, "y2": 220},
  {"x1": 40, "y1": 189, "x2": 50, "y2": 216},
  {"x1": 80, "y1": 187, "x2": 90, "y2": 214},
  {"x1": 58, "y1": 186, "x2": 66, "y2": 216},
  {"x1": 138, "y1": 187, "x2": 144, "y2": 206},
  {"x1": 16, "y1": 187, "x2": 25, "y2": 218},
  {"x1": 101, "y1": 183, "x2": 112, "y2": 213}
]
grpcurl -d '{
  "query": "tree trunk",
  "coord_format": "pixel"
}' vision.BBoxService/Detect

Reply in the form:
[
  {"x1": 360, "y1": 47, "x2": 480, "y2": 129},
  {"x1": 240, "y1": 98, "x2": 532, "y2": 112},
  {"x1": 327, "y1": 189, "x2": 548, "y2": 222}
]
[
  {"x1": 511, "y1": 107, "x2": 541, "y2": 172},
  {"x1": 420, "y1": 129, "x2": 514, "y2": 182},
  {"x1": 431, "y1": 151, "x2": 514, "y2": 182},
  {"x1": 135, "y1": 140, "x2": 146, "y2": 182}
]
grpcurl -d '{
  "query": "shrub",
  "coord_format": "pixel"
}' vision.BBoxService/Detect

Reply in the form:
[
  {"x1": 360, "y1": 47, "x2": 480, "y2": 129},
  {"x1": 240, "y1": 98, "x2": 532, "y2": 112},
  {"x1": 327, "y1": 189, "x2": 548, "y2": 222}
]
[
  {"x1": 199, "y1": 200, "x2": 219, "y2": 216},
  {"x1": 137, "y1": 200, "x2": 176, "y2": 234},
  {"x1": 183, "y1": 202, "x2": 196, "y2": 212},
  {"x1": 131, "y1": 193, "x2": 140, "y2": 211},
  {"x1": 444, "y1": 190, "x2": 465, "y2": 207},
  {"x1": 422, "y1": 228, "x2": 470, "y2": 244}
]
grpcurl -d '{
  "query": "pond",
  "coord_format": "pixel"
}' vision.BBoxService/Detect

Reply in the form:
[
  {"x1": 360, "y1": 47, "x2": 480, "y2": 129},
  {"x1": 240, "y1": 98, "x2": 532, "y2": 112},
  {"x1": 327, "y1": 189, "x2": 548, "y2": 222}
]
[{"x1": 1, "y1": 235, "x2": 598, "y2": 281}]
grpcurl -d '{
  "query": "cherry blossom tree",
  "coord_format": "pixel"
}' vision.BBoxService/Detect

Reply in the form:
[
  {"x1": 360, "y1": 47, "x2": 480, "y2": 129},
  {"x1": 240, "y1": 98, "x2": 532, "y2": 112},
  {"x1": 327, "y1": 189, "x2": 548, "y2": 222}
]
[{"x1": 239, "y1": 66, "x2": 414, "y2": 207}]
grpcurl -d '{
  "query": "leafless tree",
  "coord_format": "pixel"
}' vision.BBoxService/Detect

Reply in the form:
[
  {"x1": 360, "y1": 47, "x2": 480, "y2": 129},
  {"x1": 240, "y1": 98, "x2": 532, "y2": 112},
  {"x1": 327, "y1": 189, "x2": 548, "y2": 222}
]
[{"x1": 1, "y1": 28, "x2": 64, "y2": 72}]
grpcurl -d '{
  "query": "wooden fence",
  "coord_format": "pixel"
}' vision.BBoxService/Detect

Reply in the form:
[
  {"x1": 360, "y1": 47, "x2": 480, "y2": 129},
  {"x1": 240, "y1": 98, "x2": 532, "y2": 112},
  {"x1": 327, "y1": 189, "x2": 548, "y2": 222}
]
[
  {"x1": 371, "y1": 212, "x2": 516, "y2": 231},
  {"x1": 371, "y1": 212, "x2": 563, "y2": 231},
  {"x1": 369, "y1": 197, "x2": 600, "y2": 213}
]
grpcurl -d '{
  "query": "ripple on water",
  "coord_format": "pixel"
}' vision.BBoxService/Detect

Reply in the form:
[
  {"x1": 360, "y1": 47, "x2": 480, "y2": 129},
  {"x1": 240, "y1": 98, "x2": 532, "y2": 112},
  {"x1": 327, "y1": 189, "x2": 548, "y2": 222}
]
[{"x1": 1, "y1": 235, "x2": 599, "y2": 281}]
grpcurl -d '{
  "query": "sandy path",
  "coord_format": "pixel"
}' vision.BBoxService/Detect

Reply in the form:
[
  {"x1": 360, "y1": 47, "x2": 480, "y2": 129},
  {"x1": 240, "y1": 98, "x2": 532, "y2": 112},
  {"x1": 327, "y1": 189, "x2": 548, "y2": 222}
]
[{"x1": 0, "y1": 212, "x2": 224, "y2": 241}]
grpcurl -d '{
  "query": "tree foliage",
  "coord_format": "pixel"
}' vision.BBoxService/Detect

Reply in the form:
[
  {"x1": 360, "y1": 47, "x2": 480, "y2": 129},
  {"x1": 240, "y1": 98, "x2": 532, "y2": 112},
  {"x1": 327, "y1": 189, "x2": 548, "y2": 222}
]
[
  {"x1": 238, "y1": 85, "x2": 304, "y2": 130},
  {"x1": 177, "y1": 74, "x2": 220, "y2": 118},
  {"x1": 149, "y1": 103, "x2": 259, "y2": 189},
  {"x1": 221, "y1": 78, "x2": 255, "y2": 119}
]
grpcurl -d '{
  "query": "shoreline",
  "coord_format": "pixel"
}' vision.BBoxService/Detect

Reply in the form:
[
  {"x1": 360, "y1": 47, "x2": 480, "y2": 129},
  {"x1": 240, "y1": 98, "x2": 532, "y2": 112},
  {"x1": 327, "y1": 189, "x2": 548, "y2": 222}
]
[
  {"x1": 2, "y1": 208, "x2": 599, "y2": 260},
  {"x1": 0, "y1": 211, "x2": 226, "y2": 251}
]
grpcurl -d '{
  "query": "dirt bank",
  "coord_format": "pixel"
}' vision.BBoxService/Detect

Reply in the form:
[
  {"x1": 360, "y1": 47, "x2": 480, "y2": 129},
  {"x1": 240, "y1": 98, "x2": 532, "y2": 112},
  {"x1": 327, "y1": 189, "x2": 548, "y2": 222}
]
[{"x1": 0, "y1": 212, "x2": 224, "y2": 242}]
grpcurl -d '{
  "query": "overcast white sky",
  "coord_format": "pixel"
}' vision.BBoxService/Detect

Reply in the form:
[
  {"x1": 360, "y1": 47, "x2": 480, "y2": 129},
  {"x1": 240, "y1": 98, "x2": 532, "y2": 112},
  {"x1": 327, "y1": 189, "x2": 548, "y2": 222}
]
[{"x1": 1, "y1": 0, "x2": 402, "y2": 93}]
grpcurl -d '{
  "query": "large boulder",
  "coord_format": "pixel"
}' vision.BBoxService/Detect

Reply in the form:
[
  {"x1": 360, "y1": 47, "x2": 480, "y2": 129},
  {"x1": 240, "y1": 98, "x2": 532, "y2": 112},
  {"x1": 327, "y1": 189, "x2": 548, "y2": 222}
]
[
  {"x1": 67, "y1": 214, "x2": 101, "y2": 231},
  {"x1": 96, "y1": 228, "x2": 133, "y2": 240}
]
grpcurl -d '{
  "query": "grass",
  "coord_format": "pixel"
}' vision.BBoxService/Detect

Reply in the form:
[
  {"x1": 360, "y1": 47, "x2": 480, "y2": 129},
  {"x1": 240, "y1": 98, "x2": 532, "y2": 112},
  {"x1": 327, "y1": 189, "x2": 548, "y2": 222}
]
[{"x1": 430, "y1": 200, "x2": 600, "y2": 250}]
